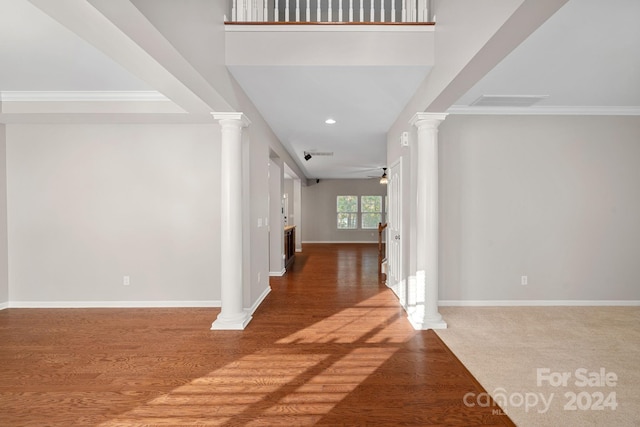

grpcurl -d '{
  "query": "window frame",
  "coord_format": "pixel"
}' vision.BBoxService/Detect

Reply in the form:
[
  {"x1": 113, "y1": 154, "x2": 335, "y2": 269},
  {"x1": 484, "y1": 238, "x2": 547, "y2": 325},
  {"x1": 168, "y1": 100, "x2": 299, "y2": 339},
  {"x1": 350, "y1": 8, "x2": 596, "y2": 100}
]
[
  {"x1": 360, "y1": 195, "x2": 383, "y2": 229},
  {"x1": 336, "y1": 194, "x2": 385, "y2": 230},
  {"x1": 336, "y1": 195, "x2": 359, "y2": 230}
]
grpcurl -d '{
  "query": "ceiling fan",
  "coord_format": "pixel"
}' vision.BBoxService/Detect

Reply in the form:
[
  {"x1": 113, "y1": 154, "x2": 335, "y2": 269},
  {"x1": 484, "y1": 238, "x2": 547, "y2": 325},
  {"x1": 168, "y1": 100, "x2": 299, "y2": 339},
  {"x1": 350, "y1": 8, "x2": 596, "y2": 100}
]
[
  {"x1": 378, "y1": 167, "x2": 388, "y2": 184},
  {"x1": 367, "y1": 167, "x2": 388, "y2": 184}
]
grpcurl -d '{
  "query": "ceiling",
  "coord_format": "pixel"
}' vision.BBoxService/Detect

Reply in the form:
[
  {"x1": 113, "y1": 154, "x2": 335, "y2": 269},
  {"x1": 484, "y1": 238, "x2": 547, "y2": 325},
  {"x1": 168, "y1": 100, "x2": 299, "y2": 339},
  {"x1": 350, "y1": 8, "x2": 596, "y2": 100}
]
[
  {"x1": 0, "y1": 0, "x2": 150, "y2": 91},
  {"x1": 451, "y1": 0, "x2": 640, "y2": 113},
  {"x1": 1, "y1": 0, "x2": 639, "y2": 181},
  {"x1": 228, "y1": 65, "x2": 431, "y2": 179}
]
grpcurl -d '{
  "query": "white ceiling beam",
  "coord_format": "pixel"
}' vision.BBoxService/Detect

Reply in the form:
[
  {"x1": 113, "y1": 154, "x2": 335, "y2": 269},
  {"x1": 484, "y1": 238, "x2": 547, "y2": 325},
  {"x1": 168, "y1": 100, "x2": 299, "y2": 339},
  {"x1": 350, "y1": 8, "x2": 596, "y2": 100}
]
[{"x1": 27, "y1": 0, "x2": 232, "y2": 114}]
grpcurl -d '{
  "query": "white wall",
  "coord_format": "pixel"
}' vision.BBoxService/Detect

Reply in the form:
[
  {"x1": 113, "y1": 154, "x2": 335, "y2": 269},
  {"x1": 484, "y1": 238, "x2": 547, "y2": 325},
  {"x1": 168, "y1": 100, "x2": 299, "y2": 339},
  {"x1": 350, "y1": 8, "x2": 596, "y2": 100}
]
[
  {"x1": 302, "y1": 179, "x2": 387, "y2": 243},
  {"x1": 439, "y1": 115, "x2": 640, "y2": 301},
  {"x1": 6, "y1": 124, "x2": 221, "y2": 305},
  {"x1": 226, "y1": 29, "x2": 434, "y2": 67},
  {"x1": 247, "y1": 127, "x2": 271, "y2": 307},
  {"x1": 0, "y1": 124, "x2": 8, "y2": 306},
  {"x1": 128, "y1": 0, "x2": 282, "y2": 308}
]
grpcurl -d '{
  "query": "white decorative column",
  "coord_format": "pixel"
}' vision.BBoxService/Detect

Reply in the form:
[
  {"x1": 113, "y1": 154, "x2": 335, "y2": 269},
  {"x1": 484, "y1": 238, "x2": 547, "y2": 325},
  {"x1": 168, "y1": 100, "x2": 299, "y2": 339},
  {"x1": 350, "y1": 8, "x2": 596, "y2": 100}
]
[
  {"x1": 211, "y1": 112, "x2": 252, "y2": 330},
  {"x1": 409, "y1": 113, "x2": 447, "y2": 330}
]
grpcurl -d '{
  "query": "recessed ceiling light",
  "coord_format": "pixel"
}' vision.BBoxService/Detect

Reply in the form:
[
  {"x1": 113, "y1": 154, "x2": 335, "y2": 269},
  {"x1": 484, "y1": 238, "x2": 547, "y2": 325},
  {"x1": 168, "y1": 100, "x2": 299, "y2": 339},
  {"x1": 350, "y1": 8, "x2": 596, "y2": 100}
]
[{"x1": 325, "y1": 118, "x2": 336, "y2": 124}]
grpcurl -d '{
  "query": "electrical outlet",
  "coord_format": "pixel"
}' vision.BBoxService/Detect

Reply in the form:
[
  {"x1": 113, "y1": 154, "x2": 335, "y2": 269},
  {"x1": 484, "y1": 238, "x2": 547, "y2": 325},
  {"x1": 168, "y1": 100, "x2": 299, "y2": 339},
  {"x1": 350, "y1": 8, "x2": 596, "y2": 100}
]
[
  {"x1": 123, "y1": 275, "x2": 130, "y2": 286},
  {"x1": 400, "y1": 131, "x2": 409, "y2": 146},
  {"x1": 521, "y1": 276, "x2": 528, "y2": 286}
]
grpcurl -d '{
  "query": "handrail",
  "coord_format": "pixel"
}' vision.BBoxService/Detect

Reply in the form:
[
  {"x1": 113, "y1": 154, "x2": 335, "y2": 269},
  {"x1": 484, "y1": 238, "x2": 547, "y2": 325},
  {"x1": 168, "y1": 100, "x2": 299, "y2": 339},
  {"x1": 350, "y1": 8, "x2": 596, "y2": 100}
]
[
  {"x1": 378, "y1": 222, "x2": 388, "y2": 277},
  {"x1": 229, "y1": 0, "x2": 433, "y2": 24}
]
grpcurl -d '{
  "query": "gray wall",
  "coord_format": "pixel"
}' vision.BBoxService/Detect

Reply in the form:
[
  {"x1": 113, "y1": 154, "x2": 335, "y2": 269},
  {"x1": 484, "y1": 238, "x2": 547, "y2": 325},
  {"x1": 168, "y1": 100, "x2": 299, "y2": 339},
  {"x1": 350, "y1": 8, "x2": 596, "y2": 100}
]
[
  {"x1": 439, "y1": 115, "x2": 640, "y2": 301},
  {"x1": 269, "y1": 159, "x2": 284, "y2": 274},
  {"x1": 0, "y1": 124, "x2": 7, "y2": 306},
  {"x1": 6, "y1": 124, "x2": 221, "y2": 305},
  {"x1": 302, "y1": 179, "x2": 387, "y2": 242}
]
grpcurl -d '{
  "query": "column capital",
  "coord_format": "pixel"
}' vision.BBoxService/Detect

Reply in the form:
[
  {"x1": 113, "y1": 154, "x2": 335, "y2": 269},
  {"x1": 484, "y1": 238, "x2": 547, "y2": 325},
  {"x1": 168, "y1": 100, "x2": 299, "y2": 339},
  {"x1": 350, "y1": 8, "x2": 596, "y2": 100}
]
[
  {"x1": 211, "y1": 112, "x2": 251, "y2": 128},
  {"x1": 409, "y1": 112, "x2": 447, "y2": 129}
]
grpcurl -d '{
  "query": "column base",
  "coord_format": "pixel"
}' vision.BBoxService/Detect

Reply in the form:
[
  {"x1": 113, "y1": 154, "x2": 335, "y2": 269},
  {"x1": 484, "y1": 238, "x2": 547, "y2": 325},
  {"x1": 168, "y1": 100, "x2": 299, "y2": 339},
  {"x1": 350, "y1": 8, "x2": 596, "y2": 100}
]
[
  {"x1": 408, "y1": 315, "x2": 447, "y2": 330},
  {"x1": 211, "y1": 311, "x2": 252, "y2": 330}
]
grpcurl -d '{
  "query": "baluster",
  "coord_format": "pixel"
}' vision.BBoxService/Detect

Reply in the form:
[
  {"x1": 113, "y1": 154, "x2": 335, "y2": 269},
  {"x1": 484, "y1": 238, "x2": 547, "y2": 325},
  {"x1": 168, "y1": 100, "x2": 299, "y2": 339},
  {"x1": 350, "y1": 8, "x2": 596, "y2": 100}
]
[
  {"x1": 328, "y1": 0, "x2": 332, "y2": 22},
  {"x1": 232, "y1": 0, "x2": 237, "y2": 21},
  {"x1": 275, "y1": 0, "x2": 279, "y2": 21},
  {"x1": 401, "y1": 0, "x2": 406, "y2": 22},
  {"x1": 285, "y1": 0, "x2": 289, "y2": 21},
  {"x1": 349, "y1": 0, "x2": 353, "y2": 22},
  {"x1": 412, "y1": 0, "x2": 417, "y2": 22},
  {"x1": 252, "y1": 0, "x2": 257, "y2": 21},
  {"x1": 370, "y1": 0, "x2": 374, "y2": 22},
  {"x1": 296, "y1": 0, "x2": 300, "y2": 21},
  {"x1": 380, "y1": 0, "x2": 384, "y2": 22},
  {"x1": 359, "y1": 0, "x2": 364, "y2": 22},
  {"x1": 263, "y1": 0, "x2": 268, "y2": 21},
  {"x1": 317, "y1": 0, "x2": 321, "y2": 21},
  {"x1": 338, "y1": 0, "x2": 343, "y2": 22},
  {"x1": 306, "y1": 0, "x2": 311, "y2": 21},
  {"x1": 391, "y1": 0, "x2": 396, "y2": 22}
]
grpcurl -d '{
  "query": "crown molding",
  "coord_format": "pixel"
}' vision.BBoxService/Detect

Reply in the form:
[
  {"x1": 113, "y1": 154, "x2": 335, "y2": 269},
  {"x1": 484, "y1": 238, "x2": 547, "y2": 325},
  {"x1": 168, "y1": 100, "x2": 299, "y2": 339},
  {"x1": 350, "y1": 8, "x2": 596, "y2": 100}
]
[
  {"x1": 0, "y1": 91, "x2": 169, "y2": 102},
  {"x1": 446, "y1": 105, "x2": 640, "y2": 116}
]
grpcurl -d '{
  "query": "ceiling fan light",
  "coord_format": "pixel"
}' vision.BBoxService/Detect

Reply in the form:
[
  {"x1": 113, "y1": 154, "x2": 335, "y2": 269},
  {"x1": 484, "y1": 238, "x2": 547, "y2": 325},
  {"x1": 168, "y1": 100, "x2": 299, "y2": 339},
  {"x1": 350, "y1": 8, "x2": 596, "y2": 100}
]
[{"x1": 379, "y1": 168, "x2": 388, "y2": 184}]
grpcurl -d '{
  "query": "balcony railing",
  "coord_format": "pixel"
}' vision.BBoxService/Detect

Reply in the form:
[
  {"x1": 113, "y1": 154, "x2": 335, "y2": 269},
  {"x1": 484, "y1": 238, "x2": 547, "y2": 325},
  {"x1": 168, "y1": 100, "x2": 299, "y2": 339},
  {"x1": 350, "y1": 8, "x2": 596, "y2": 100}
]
[{"x1": 228, "y1": 0, "x2": 433, "y2": 24}]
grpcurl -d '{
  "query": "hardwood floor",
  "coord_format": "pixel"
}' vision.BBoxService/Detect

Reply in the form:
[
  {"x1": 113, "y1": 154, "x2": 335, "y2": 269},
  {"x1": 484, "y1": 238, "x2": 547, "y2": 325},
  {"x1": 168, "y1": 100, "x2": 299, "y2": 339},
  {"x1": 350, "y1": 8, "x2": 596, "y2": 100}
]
[{"x1": 0, "y1": 243, "x2": 514, "y2": 426}]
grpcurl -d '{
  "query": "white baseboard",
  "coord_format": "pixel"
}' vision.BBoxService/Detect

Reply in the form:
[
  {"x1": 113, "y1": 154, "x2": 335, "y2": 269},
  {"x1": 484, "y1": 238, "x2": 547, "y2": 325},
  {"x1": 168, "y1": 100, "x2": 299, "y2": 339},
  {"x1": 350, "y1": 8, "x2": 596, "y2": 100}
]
[
  {"x1": 302, "y1": 241, "x2": 377, "y2": 244},
  {"x1": 269, "y1": 269, "x2": 286, "y2": 277},
  {"x1": 439, "y1": 300, "x2": 640, "y2": 307},
  {"x1": 0, "y1": 302, "x2": 8, "y2": 310},
  {"x1": 8, "y1": 300, "x2": 221, "y2": 308},
  {"x1": 247, "y1": 286, "x2": 271, "y2": 317}
]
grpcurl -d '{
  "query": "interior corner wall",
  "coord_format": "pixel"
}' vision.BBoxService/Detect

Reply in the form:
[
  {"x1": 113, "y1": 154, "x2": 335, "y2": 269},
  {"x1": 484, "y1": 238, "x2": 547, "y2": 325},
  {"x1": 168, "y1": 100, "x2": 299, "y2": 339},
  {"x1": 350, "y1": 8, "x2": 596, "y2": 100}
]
[
  {"x1": 6, "y1": 123, "x2": 222, "y2": 305},
  {"x1": 0, "y1": 124, "x2": 8, "y2": 306},
  {"x1": 302, "y1": 179, "x2": 388, "y2": 243},
  {"x1": 439, "y1": 114, "x2": 640, "y2": 301}
]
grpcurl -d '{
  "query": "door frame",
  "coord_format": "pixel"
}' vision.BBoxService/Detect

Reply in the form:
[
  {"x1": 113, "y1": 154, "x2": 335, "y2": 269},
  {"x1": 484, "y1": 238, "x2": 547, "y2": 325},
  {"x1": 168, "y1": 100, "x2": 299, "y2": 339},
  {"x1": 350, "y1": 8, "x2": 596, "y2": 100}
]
[{"x1": 387, "y1": 158, "x2": 403, "y2": 305}]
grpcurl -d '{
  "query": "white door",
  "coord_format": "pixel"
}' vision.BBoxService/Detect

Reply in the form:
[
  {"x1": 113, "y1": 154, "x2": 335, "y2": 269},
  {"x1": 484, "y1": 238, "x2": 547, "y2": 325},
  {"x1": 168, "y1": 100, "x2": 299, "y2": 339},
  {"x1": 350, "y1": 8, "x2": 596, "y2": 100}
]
[{"x1": 387, "y1": 160, "x2": 404, "y2": 306}]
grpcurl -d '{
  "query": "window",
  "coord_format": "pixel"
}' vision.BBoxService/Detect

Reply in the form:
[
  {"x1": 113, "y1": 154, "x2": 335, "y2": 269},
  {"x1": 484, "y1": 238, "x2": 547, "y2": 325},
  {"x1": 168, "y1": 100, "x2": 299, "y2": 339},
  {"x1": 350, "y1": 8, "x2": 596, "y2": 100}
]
[
  {"x1": 337, "y1": 195, "x2": 358, "y2": 229},
  {"x1": 361, "y1": 195, "x2": 383, "y2": 229},
  {"x1": 337, "y1": 195, "x2": 384, "y2": 230}
]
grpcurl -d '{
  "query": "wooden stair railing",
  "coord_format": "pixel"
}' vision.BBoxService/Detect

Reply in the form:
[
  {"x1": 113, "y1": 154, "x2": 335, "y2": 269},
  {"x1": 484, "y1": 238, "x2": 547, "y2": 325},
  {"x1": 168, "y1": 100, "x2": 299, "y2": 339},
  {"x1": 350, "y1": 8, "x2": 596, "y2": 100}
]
[{"x1": 378, "y1": 222, "x2": 388, "y2": 277}]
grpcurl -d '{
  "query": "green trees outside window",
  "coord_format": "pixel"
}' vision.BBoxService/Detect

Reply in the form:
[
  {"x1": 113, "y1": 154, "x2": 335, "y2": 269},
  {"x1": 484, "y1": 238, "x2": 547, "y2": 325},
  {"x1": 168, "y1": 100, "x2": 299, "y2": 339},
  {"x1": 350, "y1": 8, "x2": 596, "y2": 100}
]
[
  {"x1": 361, "y1": 195, "x2": 382, "y2": 229},
  {"x1": 337, "y1": 195, "x2": 383, "y2": 230},
  {"x1": 337, "y1": 195, "x2": 358, "y2": 229}
]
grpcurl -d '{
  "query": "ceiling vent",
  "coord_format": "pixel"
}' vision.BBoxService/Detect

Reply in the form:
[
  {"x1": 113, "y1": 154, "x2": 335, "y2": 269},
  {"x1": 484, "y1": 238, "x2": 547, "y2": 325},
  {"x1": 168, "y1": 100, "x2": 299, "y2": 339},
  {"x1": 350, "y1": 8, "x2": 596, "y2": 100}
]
[
  {"x1": 471, "y1": 95, "x2": 549, "y2": 107},
  {"x1": 306, "y1": 151, "x2": 334, "y2": 156}
]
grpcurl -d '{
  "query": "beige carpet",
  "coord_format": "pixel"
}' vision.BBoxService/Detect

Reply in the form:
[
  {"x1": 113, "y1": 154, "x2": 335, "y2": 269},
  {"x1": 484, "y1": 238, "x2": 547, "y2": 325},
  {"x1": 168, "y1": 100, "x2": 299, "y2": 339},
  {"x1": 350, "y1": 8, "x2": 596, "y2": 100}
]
[{"x1": 435, "y1": 306, "x2": 640, "y2": 426}]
